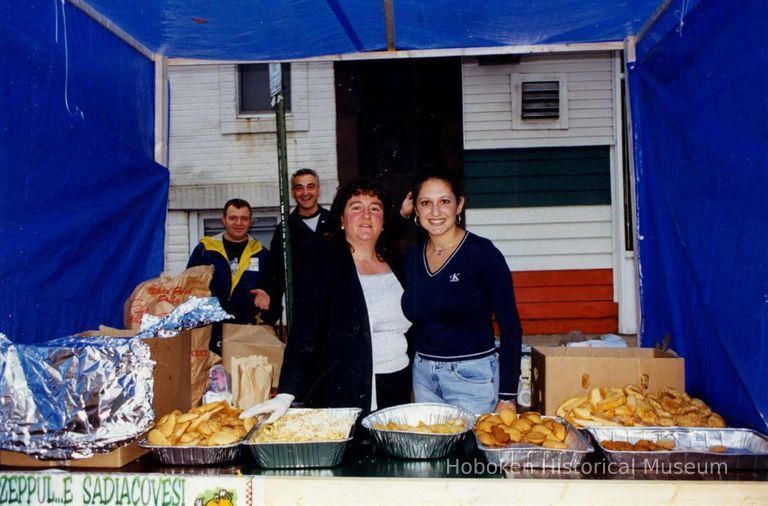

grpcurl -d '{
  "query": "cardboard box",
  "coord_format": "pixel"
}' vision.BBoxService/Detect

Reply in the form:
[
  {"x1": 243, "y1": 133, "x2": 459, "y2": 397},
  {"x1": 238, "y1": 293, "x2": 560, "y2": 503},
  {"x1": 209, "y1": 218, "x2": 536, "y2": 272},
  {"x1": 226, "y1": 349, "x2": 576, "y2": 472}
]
[
  {"x1": 0, "y1": 327, "x2": 192, "y2": 468},
  {"x1": 530, "y1": 346, "x2": 685, "y2": 416},
  {"x1": 0, "y1": 442, "x2": 147, "y2": 469},
  {"x1": 222, "y1": 324, "x2": 285, "y2": 388},
  {"x1": 190, "y1": 325, "x2": 220, "y2": 407}
]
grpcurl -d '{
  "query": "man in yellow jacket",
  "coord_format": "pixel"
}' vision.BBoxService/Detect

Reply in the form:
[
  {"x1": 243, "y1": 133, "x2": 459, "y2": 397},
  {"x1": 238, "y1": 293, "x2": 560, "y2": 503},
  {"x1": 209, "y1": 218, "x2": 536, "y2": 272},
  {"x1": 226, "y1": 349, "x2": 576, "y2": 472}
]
[{"x1": 187, "y1": 198, "x2": 278, "y2": 353}]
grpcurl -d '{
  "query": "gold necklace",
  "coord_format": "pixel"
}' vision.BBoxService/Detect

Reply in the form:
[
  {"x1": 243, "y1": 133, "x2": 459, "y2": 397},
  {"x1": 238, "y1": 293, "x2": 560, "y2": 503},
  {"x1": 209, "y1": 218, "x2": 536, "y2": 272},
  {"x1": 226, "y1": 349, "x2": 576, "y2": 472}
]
[{"x1": 428, "y1": 231, "x2": 464, "y2": 256}]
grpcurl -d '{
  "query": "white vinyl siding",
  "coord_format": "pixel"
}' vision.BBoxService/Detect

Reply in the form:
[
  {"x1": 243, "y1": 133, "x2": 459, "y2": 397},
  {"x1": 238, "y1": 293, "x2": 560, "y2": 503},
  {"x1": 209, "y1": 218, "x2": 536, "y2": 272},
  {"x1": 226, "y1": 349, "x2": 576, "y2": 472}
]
[
  {"x1": 466, "y1": 205, "x2": 613, "y2": 272},
  {"x1": 168, "y1": 62, "x2": 337, "y2": 189},
  {"x1": 164, "y1": 61, "x2": 338, "y2": 272},
  {"x1": 165, "y1": 211, "x2": 191, "y2": 275},
  {"x1": 462, "y1": 53, "x2": 615, "y2": 149}
]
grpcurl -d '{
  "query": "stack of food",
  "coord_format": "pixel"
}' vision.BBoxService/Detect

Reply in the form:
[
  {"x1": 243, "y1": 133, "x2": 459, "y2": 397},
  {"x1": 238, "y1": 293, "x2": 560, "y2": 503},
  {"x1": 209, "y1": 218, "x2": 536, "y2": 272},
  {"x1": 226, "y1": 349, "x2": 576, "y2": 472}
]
[
  {"x1": 556, "y1": 385, "x2": 726, "y2": 428},
  {"x1": 249, "y1": 409, "x2": 359, "y2": 443},
  {"x1": 147, "y1": 401, "x2": 256, "y2": 447},
  {"x1": 474, "y1": 409, "x2": 569, "y2": 449}
]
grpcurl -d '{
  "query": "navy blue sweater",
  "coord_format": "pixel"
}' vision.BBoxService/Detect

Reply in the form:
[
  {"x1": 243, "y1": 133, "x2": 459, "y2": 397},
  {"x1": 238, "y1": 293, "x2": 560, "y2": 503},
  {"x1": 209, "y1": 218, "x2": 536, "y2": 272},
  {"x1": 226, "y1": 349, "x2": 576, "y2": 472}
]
[{"x1": 401, "y1": 232, "x2": 522, "y2": 398}]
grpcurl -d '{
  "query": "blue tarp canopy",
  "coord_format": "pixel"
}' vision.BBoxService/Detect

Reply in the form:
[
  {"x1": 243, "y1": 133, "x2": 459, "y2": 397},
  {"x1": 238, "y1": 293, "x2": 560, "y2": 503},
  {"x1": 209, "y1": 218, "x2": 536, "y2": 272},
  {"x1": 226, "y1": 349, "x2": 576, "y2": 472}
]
[
  {"x1": 0, "y1": 0, "x2": 664, "y2": 343},
  {"x1": 628, "y1": 0, "x2": 767, "y2": 432},
  {"x1": 83, "y1": 0, "x2": 660, "y2": 60},
  {"x1": 2, "y1": 0, "x2": 766, "y2": 433}
]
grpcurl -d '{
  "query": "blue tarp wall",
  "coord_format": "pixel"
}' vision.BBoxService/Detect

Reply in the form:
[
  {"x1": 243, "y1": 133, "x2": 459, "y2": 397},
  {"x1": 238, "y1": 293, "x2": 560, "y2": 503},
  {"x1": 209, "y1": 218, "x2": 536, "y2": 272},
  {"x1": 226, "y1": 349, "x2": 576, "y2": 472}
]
[
  {"x1": 628, "y1": 0, "x2": 768, "y2": 432},
  {"x1": 0, "y1": 1, "x2": 169, "y2": 344}
]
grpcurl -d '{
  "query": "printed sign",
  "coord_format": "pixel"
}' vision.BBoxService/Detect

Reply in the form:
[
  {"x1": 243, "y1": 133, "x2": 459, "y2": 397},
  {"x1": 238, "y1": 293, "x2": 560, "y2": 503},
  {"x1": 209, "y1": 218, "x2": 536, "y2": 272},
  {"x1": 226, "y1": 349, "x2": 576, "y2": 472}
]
[{"x1": 0, "y1": 473, "x2": 257, "y2": 506}]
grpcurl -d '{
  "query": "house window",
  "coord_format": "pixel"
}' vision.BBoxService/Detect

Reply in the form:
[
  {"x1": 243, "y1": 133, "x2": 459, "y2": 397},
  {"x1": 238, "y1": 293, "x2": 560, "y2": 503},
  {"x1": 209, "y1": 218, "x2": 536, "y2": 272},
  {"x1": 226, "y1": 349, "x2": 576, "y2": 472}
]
[
  {"x1": 189, "y1": 210, "x2": 279, "y2": 254},
  {"x1": 521, "y1": 81, "x2": 559, "y2": 119},
  {"x1": 238, "y1": 63, "x2": 291, "y2": 114}
]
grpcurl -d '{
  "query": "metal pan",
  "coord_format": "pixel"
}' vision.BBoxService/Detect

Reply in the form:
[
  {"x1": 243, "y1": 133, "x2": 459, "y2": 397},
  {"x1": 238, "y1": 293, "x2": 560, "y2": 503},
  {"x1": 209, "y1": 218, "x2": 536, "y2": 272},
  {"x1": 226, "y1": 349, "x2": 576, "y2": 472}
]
[
  {"x1": 586, "y1": 426, "x2": 768, "y2": 470},
  {"x1": 243, "y1": 408, "x2": 361, "y2": 468},
  {"x1": 138, "y1": 439, "x2": 241, "y2": 466}
]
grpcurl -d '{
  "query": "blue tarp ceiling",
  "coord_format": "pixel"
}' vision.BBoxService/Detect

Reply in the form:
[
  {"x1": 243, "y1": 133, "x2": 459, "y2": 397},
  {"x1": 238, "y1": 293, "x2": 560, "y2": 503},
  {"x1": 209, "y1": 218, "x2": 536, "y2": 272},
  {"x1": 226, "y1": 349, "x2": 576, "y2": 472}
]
[{"x1": 83, "y1": 0, "x2": 662, "y2": 60}]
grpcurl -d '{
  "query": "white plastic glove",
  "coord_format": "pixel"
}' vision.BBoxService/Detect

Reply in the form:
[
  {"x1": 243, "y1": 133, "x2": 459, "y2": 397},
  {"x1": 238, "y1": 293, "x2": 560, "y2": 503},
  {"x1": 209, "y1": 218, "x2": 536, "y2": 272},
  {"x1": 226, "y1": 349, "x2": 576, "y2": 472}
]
[{"x1": 240, "y1": 393, "x2": 294, "y2": 423}]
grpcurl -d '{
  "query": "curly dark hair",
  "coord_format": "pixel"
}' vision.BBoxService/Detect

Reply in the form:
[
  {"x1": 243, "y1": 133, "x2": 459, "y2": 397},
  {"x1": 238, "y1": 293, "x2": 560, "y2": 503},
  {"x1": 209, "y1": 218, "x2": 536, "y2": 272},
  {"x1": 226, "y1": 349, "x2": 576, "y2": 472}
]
[{"x1": 328, "y1": 179, "x2": 395, "y2": 262}]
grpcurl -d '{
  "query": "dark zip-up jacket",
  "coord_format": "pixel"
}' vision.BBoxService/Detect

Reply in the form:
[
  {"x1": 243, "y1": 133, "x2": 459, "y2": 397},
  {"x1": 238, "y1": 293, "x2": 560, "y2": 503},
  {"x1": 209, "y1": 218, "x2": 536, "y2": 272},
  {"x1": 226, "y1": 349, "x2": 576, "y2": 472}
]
[
  {"x1": 264, "y1": 206, "x2": 333, "y2": 313},
  {"x1": 187, "y1": 233, "x2": 279, "y2": 325},
  {"x1": 277, "y1": 241, "x2": 408, "y2": 413}
]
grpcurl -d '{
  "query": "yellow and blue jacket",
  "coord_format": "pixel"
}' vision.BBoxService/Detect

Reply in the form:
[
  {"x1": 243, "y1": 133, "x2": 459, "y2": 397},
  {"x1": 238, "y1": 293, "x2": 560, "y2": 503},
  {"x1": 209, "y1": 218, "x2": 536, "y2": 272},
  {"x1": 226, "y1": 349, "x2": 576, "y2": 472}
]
[{"x1": 187, "y1": 233, "x2": 278, "y2": 325}]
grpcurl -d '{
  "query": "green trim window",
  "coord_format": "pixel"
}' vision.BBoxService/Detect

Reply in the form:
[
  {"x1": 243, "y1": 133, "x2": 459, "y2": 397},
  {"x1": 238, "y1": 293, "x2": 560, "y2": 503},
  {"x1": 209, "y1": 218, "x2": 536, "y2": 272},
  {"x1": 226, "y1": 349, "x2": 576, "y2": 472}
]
[{"x1": 464, "y1": 146, "x2": 611, "y2": 208}]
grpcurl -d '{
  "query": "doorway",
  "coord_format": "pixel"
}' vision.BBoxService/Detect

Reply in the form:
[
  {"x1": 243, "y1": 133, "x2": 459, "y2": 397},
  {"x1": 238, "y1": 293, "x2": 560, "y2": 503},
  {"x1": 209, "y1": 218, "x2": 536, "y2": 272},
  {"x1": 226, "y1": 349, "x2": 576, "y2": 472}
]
[{"x1": 335, "y1": 57, "x2": 463, "y2": 204}]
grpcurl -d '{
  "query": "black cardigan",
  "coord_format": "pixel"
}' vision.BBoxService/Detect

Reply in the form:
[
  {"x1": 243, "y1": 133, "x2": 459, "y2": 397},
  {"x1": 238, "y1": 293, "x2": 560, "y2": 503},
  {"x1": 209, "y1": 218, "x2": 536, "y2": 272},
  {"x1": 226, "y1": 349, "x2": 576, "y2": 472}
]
[{"x1": 277, "y1": 242, "x2": 408, "y2": 412}]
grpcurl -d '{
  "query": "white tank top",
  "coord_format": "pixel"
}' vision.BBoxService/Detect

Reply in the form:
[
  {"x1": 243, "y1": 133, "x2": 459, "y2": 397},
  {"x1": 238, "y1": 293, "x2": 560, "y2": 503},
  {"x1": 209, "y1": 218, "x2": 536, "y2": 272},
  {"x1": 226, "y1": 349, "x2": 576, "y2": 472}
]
[{"x1": 357, "y1": 272, "x2": 410, "y2": 375}]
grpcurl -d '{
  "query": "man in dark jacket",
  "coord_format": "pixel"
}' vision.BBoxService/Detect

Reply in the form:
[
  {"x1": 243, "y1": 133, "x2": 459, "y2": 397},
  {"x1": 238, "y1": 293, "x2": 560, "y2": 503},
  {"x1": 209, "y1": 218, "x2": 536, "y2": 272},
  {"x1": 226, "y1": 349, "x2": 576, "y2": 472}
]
[
  {"x1": 265, "y1": 168, "x2": 333, "y2": 317},
  {"x1": 187, "y1": 198, "x2": 277, "y2": 353}
]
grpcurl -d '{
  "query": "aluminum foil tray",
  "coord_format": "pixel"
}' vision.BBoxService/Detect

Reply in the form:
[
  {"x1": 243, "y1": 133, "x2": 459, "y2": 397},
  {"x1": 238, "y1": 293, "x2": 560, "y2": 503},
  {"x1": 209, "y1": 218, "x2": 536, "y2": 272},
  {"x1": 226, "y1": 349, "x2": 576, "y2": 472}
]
[
  {"x1": 586, "y1": 427, "x2": 768, "y2": 470},
  {"x1": 138, "y1": 439, "x2": 241, "y2": 466},
  {"x1": 361, "y1": 403, "x2": 476, "y2": 460},
  {"x1": 243, "y1": 408, "x2": 361, "y2": 468},
  {"x1": 476, "y1": 417, "x2": 594, "y2": 469}
]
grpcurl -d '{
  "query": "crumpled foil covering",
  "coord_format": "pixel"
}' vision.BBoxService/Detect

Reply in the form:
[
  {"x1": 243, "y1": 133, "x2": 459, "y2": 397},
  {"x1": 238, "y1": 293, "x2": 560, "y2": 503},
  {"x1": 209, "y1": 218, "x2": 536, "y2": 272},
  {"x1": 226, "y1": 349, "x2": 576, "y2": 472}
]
[
  {"x1": 136, "y1": 296, "x2": 232, "y2": 338},
  {"x1": 0, "y1": 334, "x2": 153, "y2": 460},
  {"x1": 0, "y1": 296, "x2": 232, "y2": 460}
]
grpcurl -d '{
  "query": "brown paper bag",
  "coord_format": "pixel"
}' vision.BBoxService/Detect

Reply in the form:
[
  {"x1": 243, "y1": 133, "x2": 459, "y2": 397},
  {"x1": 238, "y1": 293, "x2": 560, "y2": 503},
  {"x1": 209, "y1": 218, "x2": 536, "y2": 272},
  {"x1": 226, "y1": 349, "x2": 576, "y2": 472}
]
[
  {"x1": 123, "y1": 265, "x2": 214, "y2": 329},
  {"x1": 231, "y1": 355, "x2": 272, "y2": 409},
  {"x1": 190, "y1": 325, "x2": 221, "y2": 407},
  {"x1": 222, "y1": 324, "x2": 285, "y2": 388}
]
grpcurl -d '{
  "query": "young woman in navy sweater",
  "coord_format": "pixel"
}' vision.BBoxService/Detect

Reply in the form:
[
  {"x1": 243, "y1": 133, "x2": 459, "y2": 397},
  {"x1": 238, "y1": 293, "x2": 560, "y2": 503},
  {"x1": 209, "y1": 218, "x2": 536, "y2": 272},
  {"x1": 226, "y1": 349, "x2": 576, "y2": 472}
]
[{"x1": 401, "y1": 168, "x2": 522, "y2": 414}]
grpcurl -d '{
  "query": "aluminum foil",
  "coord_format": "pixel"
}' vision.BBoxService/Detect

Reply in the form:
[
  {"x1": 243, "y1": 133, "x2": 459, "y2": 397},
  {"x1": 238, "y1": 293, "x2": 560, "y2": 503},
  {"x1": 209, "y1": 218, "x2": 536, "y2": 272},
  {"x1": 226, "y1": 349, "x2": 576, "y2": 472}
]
[
  {"x1": 361, "y1": 403, "x2": 476, "y2": 459},
  {"x1": 136, "y1": 296, "x2": 232, "y2": 338},
  {"x1": 586, "y1": 426, "x2": 768, "y2": 470},
  {"x1": 0, "y1": 296, "x2": 231, "y2": 460},
  {"x1": 0, "y1": 333, "x2": 154, "y2": 460}
]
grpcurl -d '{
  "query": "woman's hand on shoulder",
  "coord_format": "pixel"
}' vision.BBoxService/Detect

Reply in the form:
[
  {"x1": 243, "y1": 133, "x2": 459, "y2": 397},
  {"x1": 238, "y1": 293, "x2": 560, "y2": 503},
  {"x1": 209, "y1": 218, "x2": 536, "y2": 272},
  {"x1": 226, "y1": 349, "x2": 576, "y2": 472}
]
[{"x1": 400, "y1": 191, "x2": 414, "y2": 219}]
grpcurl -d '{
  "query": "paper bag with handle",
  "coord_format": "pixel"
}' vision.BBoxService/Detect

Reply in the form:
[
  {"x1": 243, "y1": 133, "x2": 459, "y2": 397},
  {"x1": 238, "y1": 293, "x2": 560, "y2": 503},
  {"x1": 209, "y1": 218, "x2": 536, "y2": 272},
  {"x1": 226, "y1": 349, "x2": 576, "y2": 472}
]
[
  {"x1": 231, "y1": 355, "x2": 273, "y2": 410},
  {"x1": 222, "y1": 324, "x2": 285, "y2": 388}
]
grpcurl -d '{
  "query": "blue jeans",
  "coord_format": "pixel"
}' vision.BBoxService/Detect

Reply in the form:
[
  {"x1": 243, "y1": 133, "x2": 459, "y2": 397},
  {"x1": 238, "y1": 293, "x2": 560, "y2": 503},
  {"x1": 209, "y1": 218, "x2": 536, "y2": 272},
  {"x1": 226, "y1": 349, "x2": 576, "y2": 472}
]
[{"x1": 412, "y1": 353, "x2": 499, "y2": 414}]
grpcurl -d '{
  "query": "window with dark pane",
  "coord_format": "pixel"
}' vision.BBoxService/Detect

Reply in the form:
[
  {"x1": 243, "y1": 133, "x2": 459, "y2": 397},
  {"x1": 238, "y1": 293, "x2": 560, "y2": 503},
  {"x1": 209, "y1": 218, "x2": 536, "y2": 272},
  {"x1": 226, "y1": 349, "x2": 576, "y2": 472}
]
[
  {"x1": 521, "y1": 81, "x2": 559, "y2": 119},
  {"x1": 239, "y1": 63, "x2": 291, "y2": 114},
  {"x1": 203, "y1": 214, "x2": 278, "y2": 247}
]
